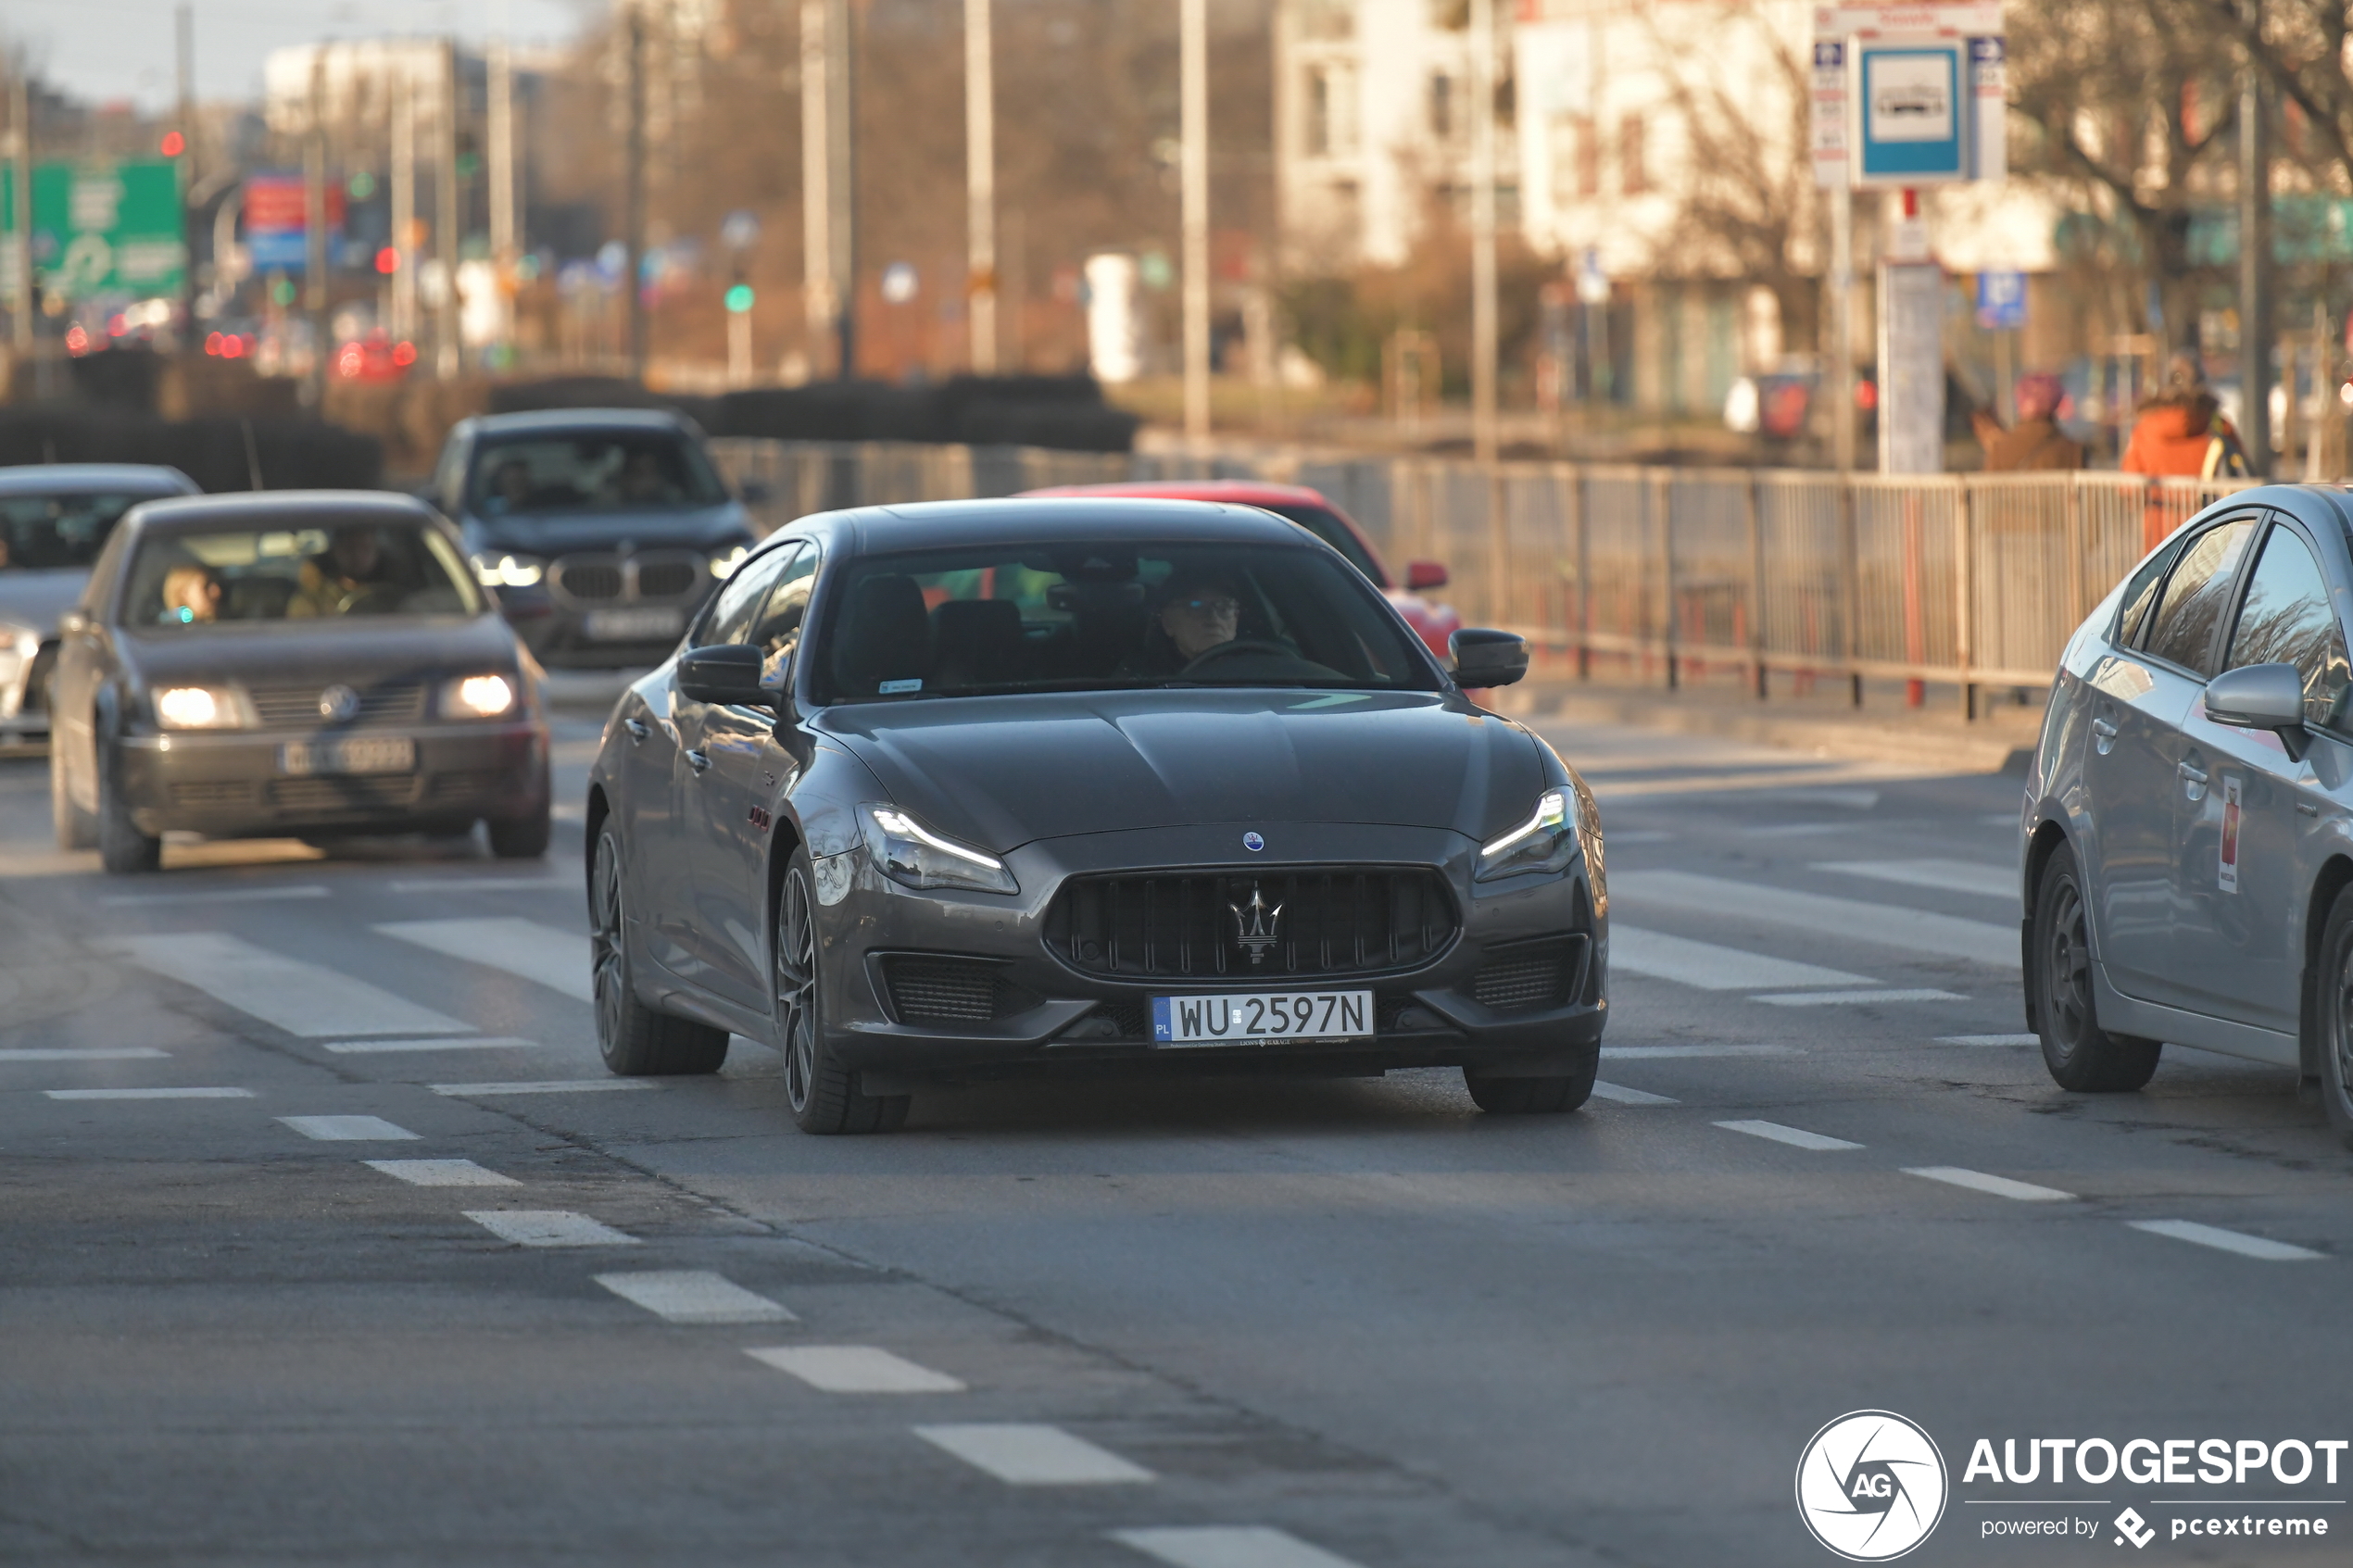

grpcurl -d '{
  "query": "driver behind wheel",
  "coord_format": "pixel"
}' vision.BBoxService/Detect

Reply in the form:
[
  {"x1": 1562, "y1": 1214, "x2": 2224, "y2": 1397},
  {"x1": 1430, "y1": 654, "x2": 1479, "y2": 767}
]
[{"x1": 1141, "y1": 566, "x2": 1245, "y2": 671}]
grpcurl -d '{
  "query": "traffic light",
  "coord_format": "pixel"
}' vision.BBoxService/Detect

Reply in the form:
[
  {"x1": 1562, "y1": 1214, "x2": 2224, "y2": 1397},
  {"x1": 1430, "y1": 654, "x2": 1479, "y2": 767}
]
[
  {"x1": 725, "y1": 284, "x2": 755, "y2": 314},
  {"x1": 160, "y1": 131, "x2": 185, "y2": 157}
]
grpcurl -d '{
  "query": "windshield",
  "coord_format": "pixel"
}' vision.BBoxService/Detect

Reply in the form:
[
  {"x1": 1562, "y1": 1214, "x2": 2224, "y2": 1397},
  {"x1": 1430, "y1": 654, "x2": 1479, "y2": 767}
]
[
  {"x1": 125, "y1": 520, "x2": 485, "y2": 628},
  {"x1": 812, "y1": 540, "x2": 1439, "y2": 704},
  {"x1": 0, "y1": 491, "x2": 168, "y2": 571},
  {"x1": 1260, "y1": 502, "x2": 1386, "y2": 586},
  {"x1": 467, "y1": 431, "x2": 727, "y2": 515}
]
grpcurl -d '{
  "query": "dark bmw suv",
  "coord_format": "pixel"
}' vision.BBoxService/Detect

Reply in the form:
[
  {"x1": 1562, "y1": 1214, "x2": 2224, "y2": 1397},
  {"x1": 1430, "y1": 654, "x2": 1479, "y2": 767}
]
[{"x1": 431, "y1": 408, "x2": 761, "y2": 668}]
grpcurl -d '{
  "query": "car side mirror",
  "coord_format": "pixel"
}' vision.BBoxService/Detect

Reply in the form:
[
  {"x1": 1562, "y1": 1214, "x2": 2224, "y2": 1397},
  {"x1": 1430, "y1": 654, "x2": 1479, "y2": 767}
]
[
  {"x1": 677, "y1": 643, "x2": 771, "y2": 707},
  {"x1": 2206, "y1": 662, "x2": 2306, "y2": 737},
  {"x1": 1405, "y1": 559, "x2": 1449, "y2": 593},
  {"x1": 1450, "y1": 628, "x2": 1529, "y2": 688}
]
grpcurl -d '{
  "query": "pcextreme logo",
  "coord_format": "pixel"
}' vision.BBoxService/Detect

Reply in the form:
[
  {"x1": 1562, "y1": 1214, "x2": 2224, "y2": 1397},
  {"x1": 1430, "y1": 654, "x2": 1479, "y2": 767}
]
[{"x1": 1796, "y1": 1410, "x2": 1951, "y2": 1562}]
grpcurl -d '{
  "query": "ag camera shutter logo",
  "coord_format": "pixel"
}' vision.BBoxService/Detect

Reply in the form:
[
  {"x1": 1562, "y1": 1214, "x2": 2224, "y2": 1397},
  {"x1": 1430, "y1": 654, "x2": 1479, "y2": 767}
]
[{"x1": 1796, "y1": 1411, "x2": 1948, "y2": 1561}]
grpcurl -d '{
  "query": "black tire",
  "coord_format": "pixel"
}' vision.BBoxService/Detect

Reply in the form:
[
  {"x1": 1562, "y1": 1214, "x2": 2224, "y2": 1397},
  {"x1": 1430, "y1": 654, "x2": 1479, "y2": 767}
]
[
  {"x1": 589, "y1": 825, "x2": 728, "y2": 1075},
  {"x1": 2314, "y1": 885, "x2": 2353, "y2": 1149},
  {"x1": 777, "y1": 847, "x2": 909, "y2": 1134},
  {"x1": 1463, "y1": 1048, "x2": 1599, "y2": 1114},
  {"x1": 487, "y1": 797, "x2": 552, "y2": 859},
  {"x1": 95, "y1": 735, "x2": 160, "y2": 874},
  {"x1": 51, "y1": 734, "x2": 95, "y2": 851},
  {"x1": 2032, "y1": 843, "x2": 2160, "y2": 1092}
]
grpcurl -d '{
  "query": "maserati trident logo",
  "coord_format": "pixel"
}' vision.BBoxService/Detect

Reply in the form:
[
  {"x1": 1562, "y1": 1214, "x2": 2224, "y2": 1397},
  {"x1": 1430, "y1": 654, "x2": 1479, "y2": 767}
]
[
  {"x1": 1229, "y1": 884, "x2": 1284, "y2": 964},
  {"x1": 317, "y1": 684, "x2": 360, "y2": 721}
]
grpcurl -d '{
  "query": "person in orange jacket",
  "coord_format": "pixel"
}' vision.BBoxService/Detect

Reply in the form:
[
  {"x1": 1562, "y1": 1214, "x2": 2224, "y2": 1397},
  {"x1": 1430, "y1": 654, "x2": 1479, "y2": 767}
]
[{"x1": 2122, "y1": 352, "x2": 2249, "y2": 549}]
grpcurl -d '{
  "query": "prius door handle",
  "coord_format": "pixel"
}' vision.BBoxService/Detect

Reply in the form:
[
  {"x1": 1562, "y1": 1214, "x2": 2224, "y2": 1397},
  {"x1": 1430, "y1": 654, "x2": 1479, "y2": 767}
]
[
  {"x1": 2178, "y1": 760, "x2": 2208, "y2": 801},
  {"x1": 623, "y1": 718, "x2": 648, "y2": 744},
  {"x1": 686, "y1": 749, "x2": 711, "y2": 775}
]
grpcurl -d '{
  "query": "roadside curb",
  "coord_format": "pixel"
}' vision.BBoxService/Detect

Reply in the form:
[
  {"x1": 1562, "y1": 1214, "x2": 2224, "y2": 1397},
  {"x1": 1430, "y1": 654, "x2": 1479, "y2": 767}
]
[{"x1": 1516, "y1": 684, "x2": 2036, "y2": 776}]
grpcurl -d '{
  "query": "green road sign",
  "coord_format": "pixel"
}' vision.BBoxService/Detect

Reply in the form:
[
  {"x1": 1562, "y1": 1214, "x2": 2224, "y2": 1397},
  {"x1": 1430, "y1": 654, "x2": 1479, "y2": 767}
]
[{"x1": 0, "y1": 159, "x2": 187, "y2": 301}]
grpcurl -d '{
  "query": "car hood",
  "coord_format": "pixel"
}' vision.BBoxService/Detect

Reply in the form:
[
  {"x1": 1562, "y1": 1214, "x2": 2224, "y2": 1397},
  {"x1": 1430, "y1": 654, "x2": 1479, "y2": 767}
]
[
  {"x1": 817, "y1": 688, "x2": 1545, "y2": 853},
  {"x1": 0, "y1": 570, "x2": 92, "y2": 635},
  {"x1": 464, "y1": 504, "x2": 751, "y2": 556},
  {"x1": 120, "y1": 614, "x2": 525, "y2": 686}
]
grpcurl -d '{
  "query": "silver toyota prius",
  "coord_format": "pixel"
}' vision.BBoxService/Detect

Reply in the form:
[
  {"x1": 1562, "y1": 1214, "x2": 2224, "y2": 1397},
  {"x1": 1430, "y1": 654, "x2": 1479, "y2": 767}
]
[{"x1": 2025, "y1": 483, "x2": 2353, "y2": 1141}]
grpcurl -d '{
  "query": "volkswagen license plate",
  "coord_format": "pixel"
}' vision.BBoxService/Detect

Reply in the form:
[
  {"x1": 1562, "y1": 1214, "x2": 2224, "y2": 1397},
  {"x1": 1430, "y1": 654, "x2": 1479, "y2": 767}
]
[
  {"x1": 279, "y1": 737, "x2": 415, "y2": 776},
  {"x1": 1151, "y1": 989, "x2": 1373, "y2": 1047},
  {"x1": 584, "y1": 607, "x2": 685, "y2": 642}
]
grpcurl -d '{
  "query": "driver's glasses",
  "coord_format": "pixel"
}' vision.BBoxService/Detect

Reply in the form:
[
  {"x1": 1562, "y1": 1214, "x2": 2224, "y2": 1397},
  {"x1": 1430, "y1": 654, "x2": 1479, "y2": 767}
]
[{"x1": 1173, "y1": 596, "x2": 1238, "y2": 619}]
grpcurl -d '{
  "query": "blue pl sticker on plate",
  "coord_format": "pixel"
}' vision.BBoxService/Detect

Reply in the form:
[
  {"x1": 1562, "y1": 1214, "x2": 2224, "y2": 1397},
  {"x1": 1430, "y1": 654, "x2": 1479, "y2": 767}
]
[
  {"x1": 1151, "y1": 997, "x2": 1172, "y2": 1041},
  {"x1": 878, "y1": 679, "x2": 923, "y2": 695}
]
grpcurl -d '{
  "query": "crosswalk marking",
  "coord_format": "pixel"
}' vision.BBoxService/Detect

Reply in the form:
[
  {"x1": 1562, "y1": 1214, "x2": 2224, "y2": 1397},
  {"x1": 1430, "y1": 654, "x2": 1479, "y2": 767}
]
[
  {"x1": 1815, "y1": 859, "x2": 2016, "y2": 900},
  {"x1": 1609, "y1": 924, "x2": 1875, "y2": 991},
  {"x1": 375, "y1": 919, "x2": 593, "y2": 1003},
  {"x1": 1589, "y1": 1081, "x2": 1678, "y2": 1105},
  {"x1": 594, "y1": 1271, "x2": 795, "y2": 1323},
  {"x1": 749, "y1": 1346, "x2": 965, "y2": 1393},
  {"x1": 914, "y1": 1424, "x2": 1152, "y2": 1485},
  {"x1": 2126, "y1": 1220, "x2": 2323, "y2": 1261},
  {"x1": 1905, "y1": 1166, "x2": 2075, "y2": 1203},
  {"x1": 430, "y1": 1079, "x2": 656, "y2": 1097},
  {"x1": 105, "y1": 932, "x2": 473, "y2": 1037},
  {"x1": 0, "y1": 1047, "x2": 169, "y2": 1061},
  {"x1": 1716, "y1": 1119, "x2": 1864, "y2": 1151},
  {"x1": 365, "y1": 1159, "x2": 519, "y2": 1187},
  {"x1": 1114, "y1": 1526, "x2": 1369, "y2": 1568},
  {"x1": 279, "y1": 1114, "x2": 420, "y2": 1141},
  {"x1": 324, "y1": 1036, "x2": 541, "y2": 1055},
  {"x1": 1614, "y1": 871, "x2": 2020, "y2": 970},
  {"x1": 44, "y1": 1086, "x2": 253, "y2": 1100},
  {"x1": 463, "y1": 1210, "x2": 639, "y2": 1248},
  {"x1": 1753, "y1": 988, "x2": 1965, "y2": 1007}
]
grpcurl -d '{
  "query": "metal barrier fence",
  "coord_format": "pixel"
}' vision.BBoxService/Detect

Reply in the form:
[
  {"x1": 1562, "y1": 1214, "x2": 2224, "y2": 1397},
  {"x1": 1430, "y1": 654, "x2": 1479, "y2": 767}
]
[{"x1": 708, "y1": 437, "x2": 2255, "y2": 710}]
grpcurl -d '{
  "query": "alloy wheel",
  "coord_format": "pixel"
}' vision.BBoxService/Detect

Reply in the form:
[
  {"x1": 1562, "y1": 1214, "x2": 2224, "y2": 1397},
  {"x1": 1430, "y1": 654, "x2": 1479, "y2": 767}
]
[
  {"x1": 591, "y1": 833, "x2": 628, "y2": 1059},
  {"x1": 777, "y1": 866, "x2": 819, "y2": 1114},
  {"x1": 2044, "y1": 876, "x2": 2093, "y2": 1054}
]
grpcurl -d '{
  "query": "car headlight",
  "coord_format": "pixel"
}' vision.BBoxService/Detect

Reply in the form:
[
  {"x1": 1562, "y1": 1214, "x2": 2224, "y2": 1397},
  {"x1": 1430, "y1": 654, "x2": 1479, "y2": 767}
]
[
  {"x1": 154, "y1": 685, "x2": 245, "y2": 730},
  {"x1": 441, "y1": 672, "x2": 517, "y2": 718},
  {"x1": 862, "y1": 804, "x2": 1018, "y2": 895},
  {"x1": 709, "y1": 545, "x2": 749, "y2": 579},
  {"x1": 1476, "y1": 787, "x2": 1579, "y2": 882},
  {"x1": 472, "y1": 552, "x2": 545, "y2": 587}
]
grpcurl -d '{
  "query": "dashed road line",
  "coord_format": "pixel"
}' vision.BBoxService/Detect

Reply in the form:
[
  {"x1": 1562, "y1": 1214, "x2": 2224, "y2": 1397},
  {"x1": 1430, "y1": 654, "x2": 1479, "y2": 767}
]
[
  {"x1": 1614, "y1": 871, "x2": 2020, "y2": 969},
  {"x1": 0, "y1": 1047, "x2": 169, "y2": 1061},
  {"x1": 99, "y1": 885, "x2": 329, "y2": 907},
  {"x1": 1940, "y1": 1034, "x2": 2038, "y2": 1047},
  {"x1": 1114, "y1": 1525, "x2": 1369, "y2": 1568},
  {"x1": 365, "y1": 1159, "x2": 520, "y2": 1187},
  {"x1": 1603, "y1": 1044, "x2": 1800, "y2": 1060},
  {"x1": 386, "y1": 877, "x2": 566, "y2": 894},
  {"x1": 595, "y1": 1271, "x2": 795, "y2": 1323},
  {"x1": 104, "y1": 932, "x2": 473, "y2": 1037},
  {"x1": 430, "y1": 1079, "x2": 656, "y2": 1097},
  {"x1": 1753, "y1": 988, "x2": 1966, "y2": 1007},
  {"x1": 1905, "y1": 1166, "x2": 2075, "y2": 1203},
  {"x1": 279, "y1": 1114, "x2": 420, "y2": 1141},
  {"x1": 44, "y1": 1086, "x2": 254, "y2": 1100},
  {"x1": 463, "y1": 1210, "x2": 640, "y2": 1248},
  {"x1": 376, "y1": 918, "x2": 593, "y2": 1002},
  {"x1": 1610, "y1": 923, "x2": 1876, "y2": 992},
  {"x1": 324, "y1": 1036, "x2": 542, "y2": 1055},
  {"x1": 2126, "y1": 1220, "x2": 2324, "y2": 1261},
  {"x1": 1814, "y1": 859, "x2": 2015, "y2": 900},
  {"x1": 749, "y1": 1346, "x2": 965, "y2": 1393},
  {"x1": 1715, "y1": 1119, "x2": 1864, "y2": 1152},
  {"x1": 913, "y1": 1424, "x2": 1153, "y2": 1485},
  {"x1": 1589, "y1": 1081, "x2": 1678, "y2": 1106}
]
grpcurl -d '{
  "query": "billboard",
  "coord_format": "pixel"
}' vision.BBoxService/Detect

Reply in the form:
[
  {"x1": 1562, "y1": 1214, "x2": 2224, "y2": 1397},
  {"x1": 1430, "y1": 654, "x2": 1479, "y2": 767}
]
[
  {"x1": 243, "y1": 170, "x2": 346, "y2": 272},
  {"x1": 0, "y1": 159, "x2": 186, "y2": 300}
]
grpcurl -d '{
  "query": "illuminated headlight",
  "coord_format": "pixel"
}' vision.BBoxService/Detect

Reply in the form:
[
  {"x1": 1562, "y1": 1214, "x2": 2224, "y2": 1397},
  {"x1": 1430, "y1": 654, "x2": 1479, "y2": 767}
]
[
  {"x1": 441, "y1": 673, "x2": 517, "y2": 718},
  {"x1": 1476, "y1": 788, "x2": 1579, "y2": 882},
  {"x1": 155, "y1": 685, "x2": 244, "y2": 730},
  {"x1": 472, "y1": 552, "x2": 545, "y2": 587},
  {"x1": 862, "y1": 804, "x2": 1017, "y2": 895},
  {"x1": 709, "y1": 545, "x2": 749, "y2": 579}
]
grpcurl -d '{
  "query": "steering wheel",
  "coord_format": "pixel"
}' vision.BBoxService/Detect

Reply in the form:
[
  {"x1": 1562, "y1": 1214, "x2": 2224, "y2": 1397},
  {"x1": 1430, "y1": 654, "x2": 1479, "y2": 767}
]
[{"x1": 1178, "y1": 638, "x2": 1299, "y2": 677}]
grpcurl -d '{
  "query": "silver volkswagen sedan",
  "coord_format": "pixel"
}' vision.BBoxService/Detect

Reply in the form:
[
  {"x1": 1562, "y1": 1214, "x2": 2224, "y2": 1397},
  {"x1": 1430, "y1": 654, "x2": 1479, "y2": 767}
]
[{"x1": 2026, "y1": 483, "x2": 2353, "y2": 1140}]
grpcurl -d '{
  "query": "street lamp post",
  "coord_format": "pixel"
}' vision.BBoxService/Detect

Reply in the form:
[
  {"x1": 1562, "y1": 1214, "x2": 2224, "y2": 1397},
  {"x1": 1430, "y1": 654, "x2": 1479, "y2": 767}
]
[
  {"x1": 1180, "y1": 0, "x2": 1209, "y2": 443},
  {"x1": 964, "y1": 0, "x2": 996, "y2": 375},
  {"x1": 1469, "y1": 0, "x2": 1498, "y2": 465}
]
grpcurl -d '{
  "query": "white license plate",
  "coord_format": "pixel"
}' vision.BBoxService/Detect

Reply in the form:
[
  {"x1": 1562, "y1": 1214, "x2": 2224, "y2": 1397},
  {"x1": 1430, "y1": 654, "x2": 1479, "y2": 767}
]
[
  {"x1": 1151, "y1": 989, "x2": 1373, "y2": 1047},
  {"x1": 584, "y1": 607, "x2": 685, "y2": 641},
  {"x1": 278, "y1": 737, "x2": 415, "y2": 776}
]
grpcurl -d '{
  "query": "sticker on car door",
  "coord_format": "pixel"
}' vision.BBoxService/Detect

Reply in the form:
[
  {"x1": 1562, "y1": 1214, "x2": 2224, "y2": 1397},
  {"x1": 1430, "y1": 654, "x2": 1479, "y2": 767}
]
[{"x1": 2219, "y1": 774, "x2": 2242, "y2": 894}]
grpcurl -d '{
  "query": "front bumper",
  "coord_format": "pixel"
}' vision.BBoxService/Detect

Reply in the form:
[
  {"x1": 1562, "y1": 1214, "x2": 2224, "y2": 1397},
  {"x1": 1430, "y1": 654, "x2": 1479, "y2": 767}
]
[
  {"x1": 118, "y1": 721, "x2": 549, "y2": 837},
  {"x1": 0, "y1": 639, "x2": 51, "y2": 741},
  {"x1": 787, "y1": 821, "x2": 1605, "y2": 1088}
]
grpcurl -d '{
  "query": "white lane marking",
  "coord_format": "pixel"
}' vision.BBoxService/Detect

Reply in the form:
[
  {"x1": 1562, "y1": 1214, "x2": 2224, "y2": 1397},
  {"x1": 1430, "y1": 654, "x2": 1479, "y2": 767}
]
[
  {"x1": 1716, "y1": 1119, "x2": 1864, "y2": 1151},
  {"x1": 1740, "y1": 822, "x2": 1853, "y2": 838},
  {"x1": 595, "y1": 1271, "x2": 795, "y2": 1323},
  {"x1": 1940, "y1": 1034, "x2": 2039, "y2": 1047},
  {"x1": 1982, "y1": 811, "x2": 2021, "y2": 826},
  {"x1": 278, "y1": 1114, "x2": 420, "y2": 1141},
  {"x1": 2126, "y1": 1219, "x2": 2324, "y2": 1261},
  {"x1": 1614, "y1": 871, "x2": 2020, "y2": 970},
  {"x1": 1604, "y1": 829, "x2": 1675, "y2": 845},
  {"x1": 1753, "y1": 988, "x2": 1967, "y2": 1007},
  {"x1": 104, "y1": 933, "x2": 472, "y2": 1038},
  {"x1": 464, "y1": 1210, "x2": 640, "y2": 1248},
  {"x1": 44, "y1": 1086, "x2": 254, "y2": 1100},
  {"x1": 324, "y1": 1036, "x2": 542, "y2": 1054},
  {"x1": 1589, "y1": 1081, "x2": 1679, "y2": 1105},
  {"x1": 1603, "y1": 1044, "x2": 1801, "y2": 1060},
  {"x1": 914, "y1": 1424, "x2": 1151, "y2": 1485},
  {"x1": 100, "y1": 885, "x2": 330, "y2": 907},
  {"x1": 1114, "y1": 1525, "x2": 1369, "y2": 1568},
  {"x1": 365, "y1": 1158, "x2": 520, "y2": 1187},
  {"x1": 1610, "y1": 924, "x2": 1876, "y2": 991},
  {"x1": 430, "y1": 1079, "x2": 657, "y2": 1097},
  {"x1": 1905, "y1": 1166, "x2": 2075, "y2": 1202},
  {"x1": 0, "y1": 1047, "x2": 169, "y2": 1061},
  {"x1": 748, "y1": 1346, "x2": 965, "y2": 1393},
  {"x1": 1815, "y1": 858, "x2": 2016, "y2": 900},
  {"x1": 376, "y1": 918, "x2": 593, "y2": 1003},
  {"x1": 386, "y1": 877, "x2": 566, "y2": 895}
]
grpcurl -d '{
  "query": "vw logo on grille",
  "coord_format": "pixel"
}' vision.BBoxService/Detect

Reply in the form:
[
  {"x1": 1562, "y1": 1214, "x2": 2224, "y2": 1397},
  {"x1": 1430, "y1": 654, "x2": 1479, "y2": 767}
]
[
  {"x1": 1242, "y1": 832, "x2": 1265, "y2": 852},
  {"x1": 1229, "y1": 884, "x2": 1284, "y2": 965},
  {"x1": 317, "y1": 684, "x2": 360, "y2": 721}
]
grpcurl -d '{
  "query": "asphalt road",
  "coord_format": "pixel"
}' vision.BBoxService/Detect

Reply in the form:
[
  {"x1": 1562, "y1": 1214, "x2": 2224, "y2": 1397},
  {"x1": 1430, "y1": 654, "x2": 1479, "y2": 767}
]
[{"x1": 2, "y1": 705, "x2": 2347, "y2": 1567}]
